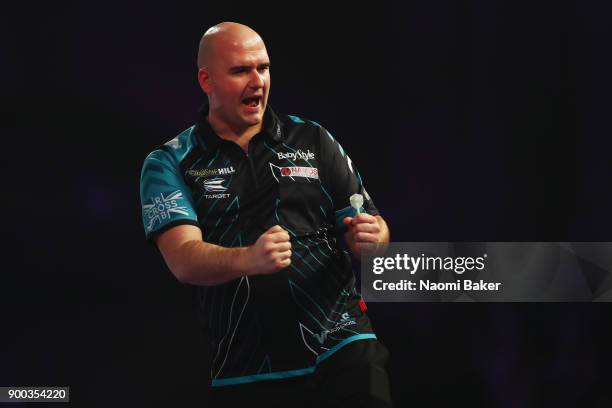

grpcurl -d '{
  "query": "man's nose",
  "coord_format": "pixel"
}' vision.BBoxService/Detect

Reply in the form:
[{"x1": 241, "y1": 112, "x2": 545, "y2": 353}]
[{"x1": 249, "y1": 70, "x2": 265, "y2": 88}]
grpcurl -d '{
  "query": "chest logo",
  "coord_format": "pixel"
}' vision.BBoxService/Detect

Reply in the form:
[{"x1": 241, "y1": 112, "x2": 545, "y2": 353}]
[
  {"x1": 187, "y1": 166, "x2": 235, "y2": 178},
  {"x1": 277, "y1": 149, "x2": 315, "y2": 161},
  {"x1": 269, "y1": 163, "x2": 319, "y2": 182},
  {"x1": 201, "y1": 178, "x2": 231, "y2": 199},
  {"x1": 203, "y1": 177, "x2": 227, "y2": 193}
]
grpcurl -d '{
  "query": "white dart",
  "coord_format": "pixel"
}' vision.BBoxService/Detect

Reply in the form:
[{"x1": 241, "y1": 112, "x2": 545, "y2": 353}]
[{"x1": 349, "y1": 193, "x2": 364, "y2": 217}]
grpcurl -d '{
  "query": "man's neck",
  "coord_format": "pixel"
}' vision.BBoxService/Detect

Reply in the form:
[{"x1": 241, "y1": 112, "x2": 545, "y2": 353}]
[{"x1": 207, "y1": 114, "x2": 262, "y2": 153}]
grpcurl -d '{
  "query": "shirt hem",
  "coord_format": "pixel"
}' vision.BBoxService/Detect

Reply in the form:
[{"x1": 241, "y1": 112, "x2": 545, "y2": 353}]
[{"x1": 210, "y1": 333, "x2": 377, "y2": 387}]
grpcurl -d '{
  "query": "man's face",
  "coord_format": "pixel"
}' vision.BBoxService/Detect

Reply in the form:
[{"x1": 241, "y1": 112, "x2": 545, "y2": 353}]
[{"x1": 203, "y1": 37, "x2": 271, "y2": 130}]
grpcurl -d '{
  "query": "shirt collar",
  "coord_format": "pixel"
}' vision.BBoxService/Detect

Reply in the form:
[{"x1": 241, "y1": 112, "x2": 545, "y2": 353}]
[{"x1": 194, "y1": 100, "x2": 284, "y2": 153}]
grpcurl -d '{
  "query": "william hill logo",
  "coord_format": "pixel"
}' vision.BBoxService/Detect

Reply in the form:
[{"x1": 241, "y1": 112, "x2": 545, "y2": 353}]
[{"x1": 187, "y1": 166, "x2": 235, "y2": 178}]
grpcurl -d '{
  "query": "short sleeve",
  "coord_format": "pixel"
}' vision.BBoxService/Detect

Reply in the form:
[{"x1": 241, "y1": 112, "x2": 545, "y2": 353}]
[
  {"x1": 139, "y1": 148, "x2": 199, "y2": 241},
  {"x1": 318, "y1": 125, "x2": 380, "y2": 231}
]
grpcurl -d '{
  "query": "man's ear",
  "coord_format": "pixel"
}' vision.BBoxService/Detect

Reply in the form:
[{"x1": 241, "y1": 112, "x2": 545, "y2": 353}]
[{"x1": 197, "y1": 67, "x2": 212, "y2": 94}]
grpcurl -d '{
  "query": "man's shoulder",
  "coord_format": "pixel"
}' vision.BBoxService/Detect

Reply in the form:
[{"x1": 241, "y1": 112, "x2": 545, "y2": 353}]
[
  {"x1": 281, "y1": 113, "x2": 342, "y2": 145},
  {"x1": 281, "y1": 113, "x2": 325, "y2": 130},
  {"x1": 142, "y1": 126, "x2": 198, "y2": 168},
  {"x1": 280, "y1": 113, "x2": 333, "y2": 143}
]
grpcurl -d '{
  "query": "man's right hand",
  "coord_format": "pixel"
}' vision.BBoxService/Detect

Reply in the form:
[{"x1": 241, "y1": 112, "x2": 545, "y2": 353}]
[{"x1": 243, "y1": 225, "x2": 292, "y2": 275}]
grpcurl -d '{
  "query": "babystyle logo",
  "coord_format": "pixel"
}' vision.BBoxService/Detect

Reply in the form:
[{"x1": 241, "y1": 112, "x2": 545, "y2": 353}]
[{"x1": 277, "y1": 149, "x2": 315, "y2": 161}]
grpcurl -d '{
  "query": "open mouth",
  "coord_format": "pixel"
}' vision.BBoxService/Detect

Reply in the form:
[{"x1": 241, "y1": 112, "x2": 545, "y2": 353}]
[{"x1": 241, "y1": 96, "x2": 262, "y2": 108}]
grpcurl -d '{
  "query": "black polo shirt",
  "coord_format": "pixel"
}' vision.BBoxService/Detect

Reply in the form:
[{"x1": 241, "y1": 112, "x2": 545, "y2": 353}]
[{"x1": 140, "y1": 103, "x2": 380, "y2": 386}]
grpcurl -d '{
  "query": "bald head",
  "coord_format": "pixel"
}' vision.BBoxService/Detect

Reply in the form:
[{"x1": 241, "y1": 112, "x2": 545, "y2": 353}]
[
  {"x1": 195, "y1": 21, "x2": 271, "y2": 137},
  {"x1": 197, "y1": 22, "x2": 265, "y2": 69}
]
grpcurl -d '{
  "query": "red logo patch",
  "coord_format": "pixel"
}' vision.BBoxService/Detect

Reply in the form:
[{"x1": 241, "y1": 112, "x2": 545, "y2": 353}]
[{"x1": 358, "y1": 298, "x2": 367, "y2": 312}]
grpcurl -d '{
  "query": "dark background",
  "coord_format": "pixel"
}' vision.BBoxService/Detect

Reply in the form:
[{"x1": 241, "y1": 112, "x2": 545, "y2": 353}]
[{"x1": 5, "y1": 0, "x2": 612, "y2": 406}]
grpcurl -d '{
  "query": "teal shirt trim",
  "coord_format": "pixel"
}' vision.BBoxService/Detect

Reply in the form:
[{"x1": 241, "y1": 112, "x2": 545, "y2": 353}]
[
  {"x1": 288, "y1": 114, "x2": 305, "y2": 123},
  {"x1": 211, "y1": 333, "x2": 377, "y2": 387}
]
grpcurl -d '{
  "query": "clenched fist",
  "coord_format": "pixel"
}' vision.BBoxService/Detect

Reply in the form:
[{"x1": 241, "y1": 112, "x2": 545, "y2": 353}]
[
  {"x1": 343, "y1": 213, "x2": 386, "y2": 258},
  {"x1": 245, "y1": 225, "x2": 292, "y2": 275}
]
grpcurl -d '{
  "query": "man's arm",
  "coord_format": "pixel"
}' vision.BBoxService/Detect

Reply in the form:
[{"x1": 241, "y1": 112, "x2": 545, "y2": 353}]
[
  {"x1": 343, "y1": 214, "x2": 390, "y2": 258},
  {"x1": 156, "y1": 224, "x2": 292, "y2": 286}
]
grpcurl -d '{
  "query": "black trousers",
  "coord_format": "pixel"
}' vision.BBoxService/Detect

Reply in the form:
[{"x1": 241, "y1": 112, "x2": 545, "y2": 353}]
[{"x1": 210, "y1": 339, "x2": 392, "y2": 408}]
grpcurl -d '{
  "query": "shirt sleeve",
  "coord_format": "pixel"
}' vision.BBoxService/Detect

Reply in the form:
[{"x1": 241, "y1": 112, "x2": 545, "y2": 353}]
[
  {"x1": 139, "y1": 148, "x2": 199, "y2": 242},
  {"x1": 318, "y1": 124, "x2": 380, "y2": 232}
]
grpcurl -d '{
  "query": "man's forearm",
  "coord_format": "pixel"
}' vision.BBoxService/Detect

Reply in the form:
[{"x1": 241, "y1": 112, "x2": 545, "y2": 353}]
[{"x1": 172, "y1": 240, "x2": 248, "y2": 286}]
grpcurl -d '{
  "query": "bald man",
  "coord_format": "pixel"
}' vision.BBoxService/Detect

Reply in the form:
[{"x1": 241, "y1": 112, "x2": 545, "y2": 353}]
[{"x1": 140, "y1": 22, "x2": 392, "y2": 407}]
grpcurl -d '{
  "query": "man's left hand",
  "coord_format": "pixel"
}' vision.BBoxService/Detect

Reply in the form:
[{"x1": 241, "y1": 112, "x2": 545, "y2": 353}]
[{"x1": 343, "y1": 213, "x2": 388, "y2": 258}]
